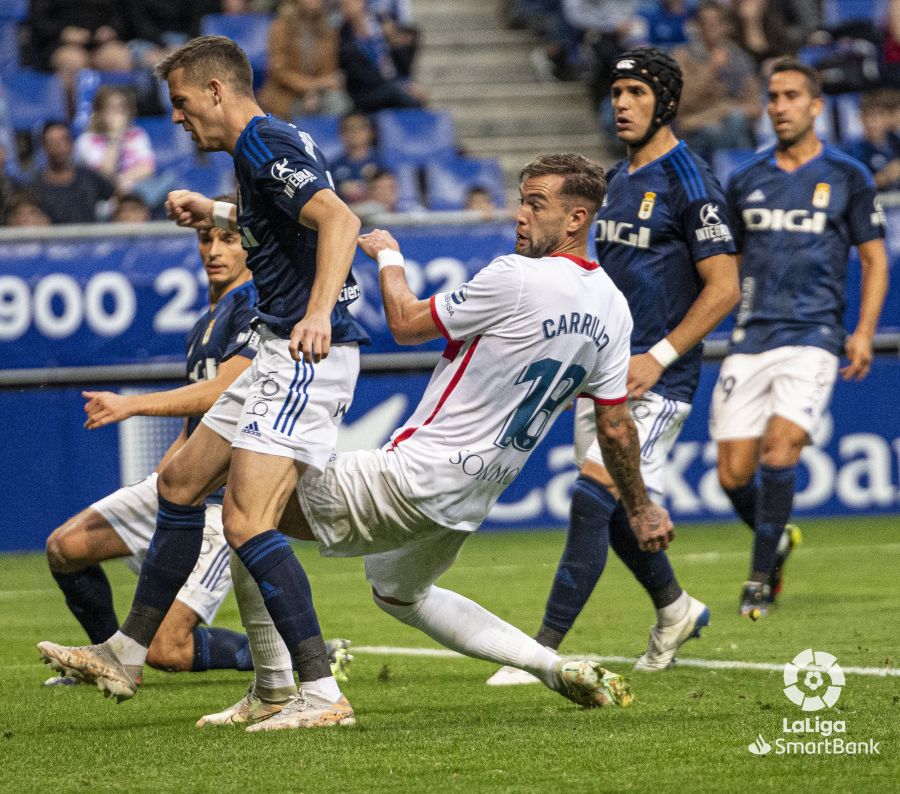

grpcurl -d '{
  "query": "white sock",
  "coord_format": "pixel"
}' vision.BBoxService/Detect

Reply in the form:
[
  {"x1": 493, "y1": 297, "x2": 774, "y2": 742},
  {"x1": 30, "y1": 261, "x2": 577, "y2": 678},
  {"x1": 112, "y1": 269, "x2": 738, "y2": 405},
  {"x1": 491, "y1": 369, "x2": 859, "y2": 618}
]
[
  {"x1": 375, "y1": 586, "x2": 560, "y2": 689},
  {"x1": 657, "y1": 590, "x2": 689, "y2": 627},
  {"x1": 301, "y1": 675, "x2": 342, "y2": 702},
  {"x1": 106, "y1": 630, "x2": 148, "y2": 668},
  {"x1": 230, "y1": 550, "x2": 296, "y2": 699}
]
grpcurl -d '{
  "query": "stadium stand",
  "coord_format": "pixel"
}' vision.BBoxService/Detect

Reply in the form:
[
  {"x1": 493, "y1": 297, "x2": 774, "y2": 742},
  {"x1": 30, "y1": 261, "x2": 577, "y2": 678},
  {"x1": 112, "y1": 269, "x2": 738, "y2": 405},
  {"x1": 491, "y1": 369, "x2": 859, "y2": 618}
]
[
  {"x1": 1, "y1": 68, "x2": 65, "y2": 130},
  {"x1": 200, "y1": 13, "x2": 272, "y2": 87},
  {"x1": 424, "y1": 157, "x2": 506, "y2": 211},
  {"x1": 375, "y1": 107, "x2": 456, "y2": 168}
]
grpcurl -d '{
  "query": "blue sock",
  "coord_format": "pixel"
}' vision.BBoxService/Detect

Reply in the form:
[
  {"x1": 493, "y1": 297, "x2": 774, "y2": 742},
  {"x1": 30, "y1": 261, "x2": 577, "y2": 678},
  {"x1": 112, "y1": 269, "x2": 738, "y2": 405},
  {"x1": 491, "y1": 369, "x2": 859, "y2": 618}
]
[
  {"x1": 724, "y1": 479, "x2": 758, "y2": 530},
  {"x1": 234, "y1": 530, "x2": 331, "y2": 680},
  {"x1": 191, "y1": 627, "x2": 254, "y2": 671},
  {"x1": 752, "y1": 464, "x2": 796, "y2": 579},
  {"x1": 537, "y1": 476, "x2": 615, "y2": 649},
  {"x1": 609, "y1": 504, "x2": 682, "y2": 608},
  {"x1": 51, "y1": 565, "x2": 119, "y2": 644},
  {"x1": 120, "y1": 496, "x2": 205, "y2": 647}
]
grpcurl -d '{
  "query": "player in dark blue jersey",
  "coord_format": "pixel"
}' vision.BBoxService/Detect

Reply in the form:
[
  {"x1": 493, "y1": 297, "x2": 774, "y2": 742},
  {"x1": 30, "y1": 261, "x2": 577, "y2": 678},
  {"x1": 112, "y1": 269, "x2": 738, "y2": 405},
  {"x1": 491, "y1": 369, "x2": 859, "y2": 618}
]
[
  {"x1": 43, "y1": 217, "x2": 257, "y2": 683},
  {"x1": 39, "y1": 37, "x2": 364, "y2": 728},
  {"x1": 488, "y1": 48, "x2": 740, "y2": 686},
  {"x1": 711, "y1": 60, "x2": 889, "y2": 619}
]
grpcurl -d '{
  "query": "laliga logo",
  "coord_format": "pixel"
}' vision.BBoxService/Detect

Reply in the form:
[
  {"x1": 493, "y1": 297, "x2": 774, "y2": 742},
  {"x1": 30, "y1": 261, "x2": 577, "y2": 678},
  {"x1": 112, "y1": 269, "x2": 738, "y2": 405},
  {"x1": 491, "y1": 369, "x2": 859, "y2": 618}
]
[{"x1": 783, "y1": 649, "x2": 845, "y2": 711}]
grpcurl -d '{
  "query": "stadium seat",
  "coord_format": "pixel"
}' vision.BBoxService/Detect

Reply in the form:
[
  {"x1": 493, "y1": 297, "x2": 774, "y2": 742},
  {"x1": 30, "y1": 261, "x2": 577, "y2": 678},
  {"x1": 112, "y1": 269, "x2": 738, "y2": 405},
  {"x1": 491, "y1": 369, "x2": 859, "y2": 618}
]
[
  {"x1": 200, "y1": 14, "x2": 272, "y2": 84},
  {"x1": 834, "y1": 93, "x2": 864, "y2": 143},
  {"x1": 822, "y1": 0, "x2": 878, "y2": 26},
  {"x1": 0, "y1": 21, "x2": 18, "y2": 75},
  {"x1": 710, "y1": 148, "x2": 755, "y2": 186},
  {"x1": 0, "y1": 69, "x2": 65, "y2": 131},
  {"x1": 135, "y1": 115, "x2": 197, "y2": 172},
  {"x1": 293, "y1": 114, "x2": 343, "y2": 165},
  {"x1": 424, "y1": 157, "x2": 506, "y2": 211},
  {"x1": 393, "y1": 163, "x2": 424, "y2": 212},
  {"x1": 376, "y1": 108, "x2": 456, "y2": 168},
  {"x1": 0, "y1": 0, "x2": 26, "y2": 20},
  {"x1": 176, "y1": 151, "x2": 235, "y2": 198}
]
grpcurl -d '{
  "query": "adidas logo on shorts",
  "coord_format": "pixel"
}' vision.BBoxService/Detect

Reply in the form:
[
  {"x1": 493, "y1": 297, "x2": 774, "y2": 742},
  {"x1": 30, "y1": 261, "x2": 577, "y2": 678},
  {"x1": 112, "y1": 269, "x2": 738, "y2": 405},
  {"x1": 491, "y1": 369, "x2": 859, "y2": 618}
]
[{"x1": 241, "y1": 421, "x2": 262, "y2": 437}]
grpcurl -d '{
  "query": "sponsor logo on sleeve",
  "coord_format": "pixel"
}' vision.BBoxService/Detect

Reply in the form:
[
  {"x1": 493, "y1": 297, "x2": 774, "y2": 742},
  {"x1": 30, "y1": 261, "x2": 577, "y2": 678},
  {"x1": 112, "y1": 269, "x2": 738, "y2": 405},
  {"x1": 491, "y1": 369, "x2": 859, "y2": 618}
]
[
  {"x1": 270, "y1": 158, "x2": 317, "y2": 198},
  {"x1": 695, "y1": 202, "x2": 733, "y2": 242}
]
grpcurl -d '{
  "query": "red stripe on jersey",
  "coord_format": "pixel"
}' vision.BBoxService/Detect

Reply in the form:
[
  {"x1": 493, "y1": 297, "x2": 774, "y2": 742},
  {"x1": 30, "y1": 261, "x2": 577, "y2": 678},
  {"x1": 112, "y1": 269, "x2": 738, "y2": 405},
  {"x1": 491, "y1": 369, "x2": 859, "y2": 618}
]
[
  {"x1": 391, "y1": 336, "x2": 482, "y2": 448},
  {"x1": 443, "y1": 339, "x2": 464, "y2": 361},
  {"x1": 551, "y1": 252, "x2": 600, "y2": 271},
  {"x1": 429, "y1": 294, "x2": 452, "y2": 340},
  {"x1": 578, "y1": 392, "x2": 627, "y2": 405}
]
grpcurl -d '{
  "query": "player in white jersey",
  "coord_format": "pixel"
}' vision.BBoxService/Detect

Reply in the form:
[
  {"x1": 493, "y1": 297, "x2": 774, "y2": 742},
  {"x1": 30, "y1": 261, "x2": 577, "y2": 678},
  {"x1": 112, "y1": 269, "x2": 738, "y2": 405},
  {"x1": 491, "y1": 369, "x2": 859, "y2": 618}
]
[{"x1": 198, "y1": 153, "x2": 674, "y2": 730}]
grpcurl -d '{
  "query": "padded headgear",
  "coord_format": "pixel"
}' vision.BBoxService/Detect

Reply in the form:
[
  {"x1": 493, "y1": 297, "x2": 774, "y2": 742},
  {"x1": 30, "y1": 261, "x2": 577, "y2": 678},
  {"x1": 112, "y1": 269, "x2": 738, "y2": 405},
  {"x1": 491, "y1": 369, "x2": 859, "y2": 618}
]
[{"x1": 610, "y1": 47, "x2": 683, "y2": 144}]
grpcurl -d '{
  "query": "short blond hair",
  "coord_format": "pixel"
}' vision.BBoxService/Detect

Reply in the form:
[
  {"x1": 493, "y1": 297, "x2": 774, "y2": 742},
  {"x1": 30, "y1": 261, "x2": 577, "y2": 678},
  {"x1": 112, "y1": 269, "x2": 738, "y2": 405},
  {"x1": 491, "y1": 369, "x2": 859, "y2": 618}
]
[{"x1": 154, "y1": 35, "x2": 254, "y2": 96}]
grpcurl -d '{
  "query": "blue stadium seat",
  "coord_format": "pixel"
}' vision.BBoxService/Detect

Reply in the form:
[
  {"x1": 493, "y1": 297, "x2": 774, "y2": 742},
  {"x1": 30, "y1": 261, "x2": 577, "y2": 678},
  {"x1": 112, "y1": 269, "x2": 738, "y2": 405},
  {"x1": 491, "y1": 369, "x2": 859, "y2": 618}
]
[
  {"x1": 823, "y1": 0, "x2": 879, "y2": 26},
  {"x1": 0, "y1": 69, "x2": 65, "y2": 131},
  {"x1": 835, "y1": 93, "x2": 863, "y2": 143},
  {"x1": 0, "y1": 21, "x2": 19, "y2": 74},
  {"x1": 294, "y1": 114, "x2": 343, "y2": 165},
  {"x1": 200, "y1": 14, "x2": 272, "y2": 84},
  {"x1": 425, "y1": 158, "x2": 505, "y2": 211},
  {"x1": 176, "y1": 151, "x2": 235, "y2": 198},
  {"x1": 376, "y1": 108, "x2": 456, "y2": 168},
  {"x1": 711, "y1": 148, "x2": 755, "y2": 186},
  {"x1": 0, "y1": 0, "x2": 26, "y2": 20},
  {"x1": 135, "y1": 116, "x2": 197, "y2": 172},
  {"x1": 393, "y1": 163, "x2": 424, "y2": 212}
]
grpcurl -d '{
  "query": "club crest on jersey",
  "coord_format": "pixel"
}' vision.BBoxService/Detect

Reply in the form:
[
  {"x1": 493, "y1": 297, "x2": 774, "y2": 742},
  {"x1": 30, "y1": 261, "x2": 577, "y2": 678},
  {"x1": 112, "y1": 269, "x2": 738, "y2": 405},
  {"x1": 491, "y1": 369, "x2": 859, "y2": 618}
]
[
  {"x1": 201, "y1": 318, "x2": 216, "y2": 345},
  {"x1": 270, "y1": 158, "x2": 316, "y2": 198},
  {"x1": 638, "y1": 192, "x2": 656, "y2": 220},
  {"x1": 812, "y1": 182, "x2": 831, "y2": 209},
  {"x1": 695, "y1": 202, "x2": 733, "y2": 242}
]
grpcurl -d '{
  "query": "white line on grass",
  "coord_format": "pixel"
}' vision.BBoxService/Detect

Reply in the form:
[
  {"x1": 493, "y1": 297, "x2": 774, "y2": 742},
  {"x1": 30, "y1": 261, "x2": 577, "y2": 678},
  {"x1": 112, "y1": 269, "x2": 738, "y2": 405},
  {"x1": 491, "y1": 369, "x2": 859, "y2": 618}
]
[{"x1": 352, "y1": 645, "x2": 900, "y2": 678}]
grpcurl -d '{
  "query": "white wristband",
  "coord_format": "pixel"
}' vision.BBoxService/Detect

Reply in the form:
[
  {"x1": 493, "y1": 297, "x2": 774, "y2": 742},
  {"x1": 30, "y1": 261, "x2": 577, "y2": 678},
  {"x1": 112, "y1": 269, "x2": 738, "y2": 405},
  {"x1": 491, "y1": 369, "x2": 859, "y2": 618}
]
[
  {"x1": 648, "y1": 338, "x2": 679, "y2": 368},
  {"x1": 212, "y1": 201, "x2": 234, "y2": 230},
  {"x1": 377, "y1": 249, "x2": 405, "y2": 271}
]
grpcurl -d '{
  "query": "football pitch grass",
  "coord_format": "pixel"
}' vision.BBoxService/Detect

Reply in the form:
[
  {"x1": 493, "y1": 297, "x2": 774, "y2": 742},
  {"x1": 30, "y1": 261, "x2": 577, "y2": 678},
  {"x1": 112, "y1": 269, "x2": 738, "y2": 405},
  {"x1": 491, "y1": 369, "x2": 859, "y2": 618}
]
[{"x1": 1, "y1": 517, "x2": 897, "y2": 793}]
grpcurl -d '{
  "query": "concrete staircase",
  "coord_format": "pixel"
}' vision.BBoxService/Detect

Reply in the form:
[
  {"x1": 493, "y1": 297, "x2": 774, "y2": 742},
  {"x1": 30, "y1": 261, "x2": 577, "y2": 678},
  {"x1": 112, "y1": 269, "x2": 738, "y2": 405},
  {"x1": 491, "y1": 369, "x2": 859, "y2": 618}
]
[{"x1": 412, "y1": 1, "x2": 608, "y2": 194}]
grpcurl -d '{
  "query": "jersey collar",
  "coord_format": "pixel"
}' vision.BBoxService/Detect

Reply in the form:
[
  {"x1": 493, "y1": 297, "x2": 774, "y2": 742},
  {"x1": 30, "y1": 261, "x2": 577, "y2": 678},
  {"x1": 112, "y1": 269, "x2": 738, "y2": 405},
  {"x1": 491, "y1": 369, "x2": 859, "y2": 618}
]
[{"x1": 550, "y1": 252, "x2": 600, "y2": 270}]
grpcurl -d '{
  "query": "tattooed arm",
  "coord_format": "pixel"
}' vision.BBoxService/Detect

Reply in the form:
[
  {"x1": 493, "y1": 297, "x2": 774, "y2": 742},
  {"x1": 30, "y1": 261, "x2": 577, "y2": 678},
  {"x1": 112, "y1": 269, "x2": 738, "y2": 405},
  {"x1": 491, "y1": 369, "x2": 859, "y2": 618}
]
[{"x1": 594, "y1": 400, "x2": 675, "y2": 552}]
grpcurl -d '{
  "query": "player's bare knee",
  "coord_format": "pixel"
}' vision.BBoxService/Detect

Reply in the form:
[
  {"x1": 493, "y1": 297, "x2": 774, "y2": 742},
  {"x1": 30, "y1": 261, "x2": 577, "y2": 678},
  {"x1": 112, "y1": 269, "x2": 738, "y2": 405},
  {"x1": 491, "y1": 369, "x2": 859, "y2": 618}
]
[
  {"x1": 759, "y1": 439, "x2": 804, "y2": 469},
  {"x1": 717, "y1": 457, "x2": 752, "y2": 491},
  {"x1": 46, "y1": 522, "x2": 85, "y2": 572}
]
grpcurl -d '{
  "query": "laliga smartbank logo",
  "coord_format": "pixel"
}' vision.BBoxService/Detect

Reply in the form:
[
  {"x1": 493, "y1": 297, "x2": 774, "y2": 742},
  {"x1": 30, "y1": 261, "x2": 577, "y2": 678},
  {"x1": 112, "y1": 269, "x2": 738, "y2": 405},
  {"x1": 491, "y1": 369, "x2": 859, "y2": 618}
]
[{"x1": 747, "y1": 649, "x2": 881, "y2": 757}]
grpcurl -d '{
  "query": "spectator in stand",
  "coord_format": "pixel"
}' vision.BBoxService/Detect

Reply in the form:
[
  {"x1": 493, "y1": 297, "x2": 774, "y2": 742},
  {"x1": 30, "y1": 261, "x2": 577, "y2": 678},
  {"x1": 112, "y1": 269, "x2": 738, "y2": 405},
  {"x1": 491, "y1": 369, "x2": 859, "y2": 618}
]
[
  {"x1": 258, "y1": 0, "x2": 351, "y2": 118},
  {"x1": 349, "y1": 167, "x2": 422, "y2": 216},
  {"x1": 29, "y1": 0, "x2": 133, "y2": 114},
  {"x1": 123, "y1": 1, "x2": 208, "y2": 70},
  {"x1": 370, "y1": 0, "x2": 420, "y2": 79},
  {"x1": 5, "y1": 190, "x2": 52, "y2": 226},
  {"x1": 113, "y1": 193, "x2": 152, "y2": 222},
  {"x1": 730, "y1": 0, "x2": 799, "y2": 67},
  {"x1": 640, "y1": 0, "x2": 695, "y2": 50},
  {"x1": 0, "y1": 141, "x2": 19, "y2": 224},
  {"x1": 464, "y1": 185, "x2": 499, "y2": 217},
  {"x1": 74, "y1": 86, "x2": 157, "y2": 198},
  {"x1": 673, "y1": 1, "x2": 761, "y2": 161},
  {"x1": 884, "y1": 0, "x2": 900, "y2": 85},
  {"x1": 29, "y1": 122, "x2": 115, "y2": 224},
  {"x1": 843, "y1": 89, "x2": 900, "y2": 190},
  {"x1": 329, "y1": 111, "x2": 383, "y2": 204},
  {"x1": 338, "y1": 0, "x2": 425, "y2": 112}
]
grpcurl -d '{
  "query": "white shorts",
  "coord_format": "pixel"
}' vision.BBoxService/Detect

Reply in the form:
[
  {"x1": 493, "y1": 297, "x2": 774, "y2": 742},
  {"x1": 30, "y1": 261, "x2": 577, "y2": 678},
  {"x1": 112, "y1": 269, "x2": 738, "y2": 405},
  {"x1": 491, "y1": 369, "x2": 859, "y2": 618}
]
[
  {"x1": 202, "y1": 325, "x2": 359, "y2": 474},
  {"x1": 709, "y1": 346, "x2": 839, "y2": 441},
  {"x1": 91, "y1": 473, "x2": 231, "y2": 625},
  {"x1": 574, "y1": 391, "x2": 691, "y2": 499},
  {"x1": 297, "y1": 448, "x2": 470, "y2": 603}
]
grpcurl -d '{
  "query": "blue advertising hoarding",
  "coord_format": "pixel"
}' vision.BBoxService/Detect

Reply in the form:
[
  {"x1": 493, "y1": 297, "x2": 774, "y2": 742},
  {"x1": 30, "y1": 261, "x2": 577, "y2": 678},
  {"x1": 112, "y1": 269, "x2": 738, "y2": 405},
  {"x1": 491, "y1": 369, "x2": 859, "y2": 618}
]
[{"x1": 1, "y1": 218, "x2": 898, "y2": 551}]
